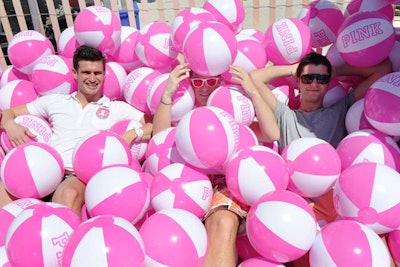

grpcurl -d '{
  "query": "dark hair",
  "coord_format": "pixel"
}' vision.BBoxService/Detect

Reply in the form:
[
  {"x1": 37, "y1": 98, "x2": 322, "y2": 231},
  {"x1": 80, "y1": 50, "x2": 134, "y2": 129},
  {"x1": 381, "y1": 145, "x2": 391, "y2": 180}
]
[
  {"x1": 295, "y1": 52, "x2": 332, "y2": 78},
  {"x1": 72, "y1": 45, "x2": 106, "y2": 71}
]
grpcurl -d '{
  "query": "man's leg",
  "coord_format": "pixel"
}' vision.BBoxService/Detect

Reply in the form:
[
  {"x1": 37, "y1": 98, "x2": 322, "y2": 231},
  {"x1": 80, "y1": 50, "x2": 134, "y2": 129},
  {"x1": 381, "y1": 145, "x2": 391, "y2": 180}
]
[{"x1": 52, "y1": 176, "x2": 85, "y2": 218}]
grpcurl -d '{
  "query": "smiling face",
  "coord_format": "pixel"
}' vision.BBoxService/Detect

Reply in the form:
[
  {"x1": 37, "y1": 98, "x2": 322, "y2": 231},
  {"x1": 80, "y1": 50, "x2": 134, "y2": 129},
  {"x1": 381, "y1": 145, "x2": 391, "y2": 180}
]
[
  {"x1": 73, "y1": 60, "x2": 105, "y2": 103},
  {"x1": 298, "y1": 64, "x2": 330, "y2": 111},
  {"x1": 190, "y1": 72, "x2": 222, "y2": 106}
]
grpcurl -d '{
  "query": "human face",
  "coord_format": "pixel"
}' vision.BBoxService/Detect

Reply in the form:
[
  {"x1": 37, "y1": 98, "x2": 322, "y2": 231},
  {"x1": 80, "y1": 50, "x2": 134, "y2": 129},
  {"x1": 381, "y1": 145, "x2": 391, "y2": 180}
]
[
  {"x1": 191, "y1": 73, "x2": 221, "y2": 106},
  {"x1": 73, "y1": 60, "x2": 105, "y2": 102},
  {"x1": 298, "y1": 64, "x2": 330, "y2": 109}
]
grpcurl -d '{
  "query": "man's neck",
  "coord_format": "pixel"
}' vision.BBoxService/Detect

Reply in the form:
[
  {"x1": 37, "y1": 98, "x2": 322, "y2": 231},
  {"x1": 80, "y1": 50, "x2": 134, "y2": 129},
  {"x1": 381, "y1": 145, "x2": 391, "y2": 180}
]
[{"x1": 299, "y1": 102, "x2": 323, "y2": 112}]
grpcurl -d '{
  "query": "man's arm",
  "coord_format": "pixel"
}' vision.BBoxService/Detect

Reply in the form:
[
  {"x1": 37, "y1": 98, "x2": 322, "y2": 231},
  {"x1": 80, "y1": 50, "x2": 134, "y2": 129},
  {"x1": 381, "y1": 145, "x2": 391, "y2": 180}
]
[{"x1": 1, "y1": 105, "x2": 35, "y2": 147}]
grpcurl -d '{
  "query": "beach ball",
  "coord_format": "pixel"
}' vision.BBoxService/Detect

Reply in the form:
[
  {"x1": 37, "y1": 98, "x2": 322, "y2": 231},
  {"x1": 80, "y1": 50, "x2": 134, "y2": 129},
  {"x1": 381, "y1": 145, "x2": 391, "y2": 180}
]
[
  {"x1": 85, "y1": 165, "x2": 150, "y2": 224},
  {"x1": 323, "y1": 78, "x2": 347, "y2": 107},
  {"x1": 111, "y1": 26, "x2": 142, "y2": 72},
  {"x1": 236, "y1": 225, "x2": 262, "y2": 261},
  {"x1": 281, "y1": 137, "x2": 341, "y2": 198},
  {"x1": 183, "y1": 21, "x2": 237, "y2": 76},
  {"x1": 139, "y1": 208, "x2": 208, "y2": 267},
  {"x1": 389, "y1": 32, "x2": 400, "y2": 72},
  {"x1": 102, "y1": 61, "x2": 126, "y2": 100},
  {"x1": 0, "y1": 114, "x2": 53, "y2": 153},
  {"x1": 388, "y1": 228, "x2": 400, "y2": 265},
  {"x1": 333, "y1": 162, "x2": 400, "y2": 234},
  {"x1": 309, "y1": 220, "x2": 392, "y2": 266},
  {"x1": 73, "y1": 5, "x2": 121, "y2": 56},
  {"x1": 150, "y1": 163, "x2": 213, "y2": 219},
  {"x1": 62, "y1": 215, "x2": 145, "y2": 267},
  {"x1": 246, "y1": 190, "x2": 317, "y2": 263},
  {"x1": 171, "y1": 7, "x2": 216, "y2": 53},
  {"x1": 239, "y1": 28, "x2": 265, "y2": 44},
  {"x1": 336, "y1": 11, "x2": 395, "y2": 67},
  {"x1": 110, "y1": 119, "x2": 148, "y2": 162},
  {"x1": 175, "y1": 106, "x2": 239, "y2": 169},
  {"x1": 0, "y1": 79, "x2": 38, "y2": 110},
  {"x1": 5, "y1": 202, "x2": 81, "y2": 267},
  {"x1": 143, "y1": 127, "x2": 186, "y2": 176},
  {"x1": 222, "y1": 34, "x2": 267, "y2": 84},
  {"x1": 0, "y1": 66, "x2": 30, "y2": 87},
  {"x1": 203, "y1": 0, "x2": 245, "y2": 33},
  {"x1": 31, "y1": 54, "x2": 76, "y2": 96},
  {"x1": 7, "y1": 30, "x2": 54, "y2": 75},
  {"x1": 1, "y1": 142, "x2": 64, "y2": 199},
  {"x1": 238, "y1": 258, "x2": 286, "y2": 267},
  {"x1": 344, "y1": 0, "x2": 395, "y2": 21},
  {"x1": 206, "y1": 85, "x2": 255, "y2": 126},
  {"x1": 146, "y1": 73, "x2": 169, "y2": 113},
  {"x1": 264, "y1": 18, "x2": 312, "y2": 65},
  {"x1": 325, "y1": 42, "x2": 346, "y2": 67},
  {"x1": 123, "y1": 67, "x2": 162, "y2": 113},
  {"x1": 336, "y1": 129, "x2": 400, "y2": 172},
  {"x1": 57, "y1": 26, "x2": 78, "y2": 58},
  {"x1": 0, "y1": 198, "x2": 42, "y2": 246},
  {"x1": 235, "y1": 123, "x2": 259, "y2": 153},
  {"x1": 364, "y1": 71, "x2": 400, "y2": 136},
  {"x1": 135, "y1": 22, "x2": 178, "y2": 70},
  {"x1": 298, "y1": 0, "x2": 345, "y2": 48},
  {"x1": 225, "y1": 145, "x2": 289, "y2": 206},
  {"x1": 72, "y1": 130, "x2": 132, "y2": 184},
  {"x1": 345, "y1": 99, "x2": 374, "y2": 133}
]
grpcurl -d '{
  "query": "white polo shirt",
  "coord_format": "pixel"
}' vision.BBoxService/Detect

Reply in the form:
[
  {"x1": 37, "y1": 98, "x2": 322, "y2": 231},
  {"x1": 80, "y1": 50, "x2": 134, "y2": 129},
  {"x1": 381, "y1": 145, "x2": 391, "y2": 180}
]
[{"x1": 26, "y1": 92, "x2": 144, "y2": 170}]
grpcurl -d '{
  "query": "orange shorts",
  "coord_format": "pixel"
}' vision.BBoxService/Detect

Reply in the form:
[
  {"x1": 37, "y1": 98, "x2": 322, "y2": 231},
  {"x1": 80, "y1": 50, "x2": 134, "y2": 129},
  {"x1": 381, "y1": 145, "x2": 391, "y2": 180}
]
[
  {"x1": 204, "y1": 175, "x2": 249, "y2": 220},
  {"x1": 307, "y1": 189, "x2": 338, "y2": 227}
]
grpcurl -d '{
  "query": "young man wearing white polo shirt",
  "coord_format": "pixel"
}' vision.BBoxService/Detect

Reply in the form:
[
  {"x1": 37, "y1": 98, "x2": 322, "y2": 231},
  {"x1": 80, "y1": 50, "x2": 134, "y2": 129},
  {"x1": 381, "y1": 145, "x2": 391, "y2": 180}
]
[{"x1": 0, "y1": 45, "x2": 153, "y2": 216}]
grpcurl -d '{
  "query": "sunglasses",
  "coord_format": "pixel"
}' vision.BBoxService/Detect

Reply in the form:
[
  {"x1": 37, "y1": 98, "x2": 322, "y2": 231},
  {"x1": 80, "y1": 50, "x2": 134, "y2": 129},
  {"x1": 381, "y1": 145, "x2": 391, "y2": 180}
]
[
  {"x1": 300, "y1": 73, "x2": 330, "y2": 84},
  {"x1": 190, "y1": 77, "x2": 220, "y2": 88}
]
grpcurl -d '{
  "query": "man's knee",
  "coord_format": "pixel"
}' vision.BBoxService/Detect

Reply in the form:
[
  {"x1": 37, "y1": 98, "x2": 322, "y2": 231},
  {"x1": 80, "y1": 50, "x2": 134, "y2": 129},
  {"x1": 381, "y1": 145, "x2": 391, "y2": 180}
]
[
  {"x1": 52, "y1": 179, "x2": 85, "y2": 205},
  {"x1": 205, "y1": 209, "x2": 240, "y2": 236}
]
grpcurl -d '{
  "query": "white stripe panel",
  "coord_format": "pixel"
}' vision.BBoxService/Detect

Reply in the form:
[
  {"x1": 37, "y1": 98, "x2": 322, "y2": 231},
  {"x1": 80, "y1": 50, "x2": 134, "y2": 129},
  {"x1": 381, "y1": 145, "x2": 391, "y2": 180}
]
[
  {"x1": 203, "y1": 27, "x2": 233, "y2": 76},
  {"x1": 285, "y1": 137, "x2": 326, "y2": 161},
  {"x1": 102, "y1": 136, "x2": 130, "y2": 166},
  {"x1": 309, "y1": 233, "x2": 336, "y2": 267},
  {"x1": 362, "y1": 223, "x2": 392, "y2": 266},
  {"x1": 370, "y1": 165, "x2": 400, "y2": 212}
]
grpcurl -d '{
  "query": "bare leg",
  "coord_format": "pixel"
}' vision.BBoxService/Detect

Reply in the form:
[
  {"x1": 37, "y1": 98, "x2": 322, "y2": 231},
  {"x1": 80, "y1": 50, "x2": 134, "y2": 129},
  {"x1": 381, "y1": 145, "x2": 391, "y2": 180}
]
[
  {"x1": 0, "y1": 181, "x2": 16, "y2": 207},
  {"x1": 203, "y1": 208, "x2": 240, "y2": 267},
  {"x1": 52, "y1": 176, "x2": 85, "y2": 218}
]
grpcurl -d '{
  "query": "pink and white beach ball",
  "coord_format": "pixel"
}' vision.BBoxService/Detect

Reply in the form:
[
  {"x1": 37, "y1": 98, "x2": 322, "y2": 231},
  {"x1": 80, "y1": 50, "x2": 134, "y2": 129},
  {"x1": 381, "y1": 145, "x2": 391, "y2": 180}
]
[
  {"x1": 31, "y1": 54, "x2": 76, "y2": 95},
  {"x1": 0, "y1": 198, "x2": 42, "y2": 246},
  {"x1": 239, "y1": 28, "x2": 265, "y2": 44},
  {"x1": 5, "y1": 202, "x2": 81, "y2": 267},
  {"x1": 139, "y1": 208, "x2": 208, "y2": 267},
  {"x1": 85, "y1": 165, "x2": 150, "y2": 224},
  {"x1": 72, "y1": 130, "x2": 132, "y2": 184},
  {"x1": 281, "y1": 137, "x2": 341, "y2": 198},
  {"x1": 73, "y1": 5, "x2": 121, "y2": 56},
  {"x1": 123, "y1": 67, "x2": 162, "y2": 113},
  {"x1": 309, "y1": 220, "x2": 392, "y2": 266},
  {"x1": 57, "y1": 26, "x2": 78, "y2": 58},
  {"x1": 0, "y1": 114, "x2": 53, "y2": 153},
  {"x1": 336, "y1": 129, "x2": 400, "y2": 172},
  {"x1": 298, "y1": 0, "x2": 345, "y2": 48},
  {"x1": 1, "y1": 142, "x2": 64, "y2": 199},
  {"x1": 7, "y1": 30, "x2": 54, "y2": 75},
  {"x1": 235, "y1": 123, "x2": 259, "y2": 153},
  {"x1": 183, "y1": 21, "x2": 237, "y2": 76},
  {"x1": 175, "y1": 106, "x2": 239, "y2": 170},
  {"x1": 110, "y1": 119, "x2": 148, "y2": 162},
  {"x1": 62, "y1": 215, "x2": 145, "y2": 267},
  {"x1": 111, "y1": 26, "x2": 142, "y2": 72},
  {"x1": 102, "y1": 61, "x2": 126, "y2": 100},
  {"x1": 264, "y1": 18, "x2": 312, "y2": 65},
  {"x1": 206, "y1": 85, "x2": 255, "y2": 126},
  {"x1": 0, "y1": 79, "x2": 38, "y2": 110},
  {"x1": 344, "y1": 0, "x2": 395, "y2": 21},
  {"x1": 388, "y1": 227, "x2": 400, "y2": 265},
  {"x1": 225, "y1": 145, "x2": 289, "y2": 206},
  {"x1": 150, "y1": 163, "x2": 213, "y2": 219},
  {"x1": 389, "y1": 32, "x2": 400, "y2": 72},
  {"x1": 0, "y1": 66, "x2": 30, "y2": 88},
  {"x1": 364, "y1": 71, "x2": 400, "y2": 136},
  {"x1": 135, "y1": 22, "x2": 178, "y2": 70},
  {"x1": 171, "y1": 7, "x2": 216, "y2": 53},
  {"x1": 333, "y1": 162, "x2": 400, "y2": 234},
  {"x1": 345, "y1": 99, "x2": 374, "y2": 134},
  {"x1": 146, "y1": 73, "x2": 169, "y2": 113},
  {"x1": 336, "y1": 11, "x2": 395, "y2": 67},
  {"x1": 203, "y1": 0, "x2": 245, "y2": 33},
  {"x1": 246, "y1": 190, "x2": 317, "y2": 263}
]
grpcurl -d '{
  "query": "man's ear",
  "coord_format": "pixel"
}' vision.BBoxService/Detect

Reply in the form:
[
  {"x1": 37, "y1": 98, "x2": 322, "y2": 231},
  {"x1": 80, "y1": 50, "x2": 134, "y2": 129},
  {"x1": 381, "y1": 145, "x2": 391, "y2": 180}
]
[{"x1": 72, "y1": 68, "x2": 77, "y2": 79}]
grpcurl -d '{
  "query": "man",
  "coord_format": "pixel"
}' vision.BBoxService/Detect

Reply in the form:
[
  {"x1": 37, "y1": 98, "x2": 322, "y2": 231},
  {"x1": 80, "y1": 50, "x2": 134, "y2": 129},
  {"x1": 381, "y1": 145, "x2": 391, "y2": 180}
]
[
  {"x1": 153, "y1": 62, "x2": 279, "y2": 267},
  {"x1": 0, "y1": 45, "x2": 153, "y2": 216}
]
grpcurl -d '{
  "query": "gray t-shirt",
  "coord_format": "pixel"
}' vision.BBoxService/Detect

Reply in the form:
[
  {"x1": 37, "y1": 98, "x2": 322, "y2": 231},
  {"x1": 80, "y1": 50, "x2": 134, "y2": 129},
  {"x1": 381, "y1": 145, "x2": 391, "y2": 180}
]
[{"x1": 274, "y1": 91, "x2": 356, "y2": 152}]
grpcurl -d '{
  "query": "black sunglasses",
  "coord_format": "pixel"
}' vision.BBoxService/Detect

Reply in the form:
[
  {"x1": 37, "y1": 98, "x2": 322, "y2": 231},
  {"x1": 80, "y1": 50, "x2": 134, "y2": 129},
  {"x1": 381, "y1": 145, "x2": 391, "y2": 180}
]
[{"x1": 300, "y1": 73, "x2": 330, "y2": 84}]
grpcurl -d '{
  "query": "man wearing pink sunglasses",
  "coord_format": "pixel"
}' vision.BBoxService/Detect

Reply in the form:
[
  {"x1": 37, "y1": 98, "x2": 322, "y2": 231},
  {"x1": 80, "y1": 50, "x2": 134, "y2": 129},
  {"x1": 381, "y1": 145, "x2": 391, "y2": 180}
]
[{"x1": 153, "y1": 62, "x2": 279, "y2": 267}]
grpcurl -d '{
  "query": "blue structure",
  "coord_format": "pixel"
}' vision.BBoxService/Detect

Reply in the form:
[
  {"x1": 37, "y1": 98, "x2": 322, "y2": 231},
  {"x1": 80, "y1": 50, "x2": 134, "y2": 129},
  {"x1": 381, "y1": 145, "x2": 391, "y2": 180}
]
[{"x1": 119, "y1": 1, "x2": 140, "y2": 29}]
